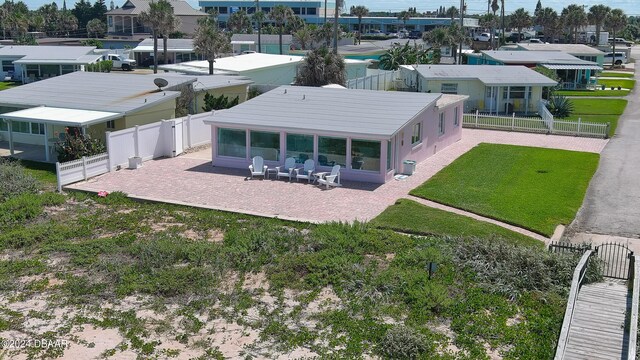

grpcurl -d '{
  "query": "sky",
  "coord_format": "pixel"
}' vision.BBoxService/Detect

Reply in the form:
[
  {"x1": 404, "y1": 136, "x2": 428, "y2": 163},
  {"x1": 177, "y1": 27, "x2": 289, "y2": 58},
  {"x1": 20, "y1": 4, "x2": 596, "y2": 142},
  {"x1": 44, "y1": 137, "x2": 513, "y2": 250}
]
[{"x1": 23, "y1": 0, "x2": 640, "y2": 16}]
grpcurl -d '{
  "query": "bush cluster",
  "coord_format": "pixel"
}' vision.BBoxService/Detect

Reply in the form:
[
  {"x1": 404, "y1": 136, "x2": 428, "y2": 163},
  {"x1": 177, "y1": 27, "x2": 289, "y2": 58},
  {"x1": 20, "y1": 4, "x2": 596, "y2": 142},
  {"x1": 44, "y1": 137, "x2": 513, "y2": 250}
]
[
  {"x1": 0, "y1": 158, "x2": 39, "y2": 201},
  {"x1": 378, "y1": 325, "x2": 432, "y2": 359},
  {"x1": 56, "y1": 127, "x2": 106, "y2": 162}
]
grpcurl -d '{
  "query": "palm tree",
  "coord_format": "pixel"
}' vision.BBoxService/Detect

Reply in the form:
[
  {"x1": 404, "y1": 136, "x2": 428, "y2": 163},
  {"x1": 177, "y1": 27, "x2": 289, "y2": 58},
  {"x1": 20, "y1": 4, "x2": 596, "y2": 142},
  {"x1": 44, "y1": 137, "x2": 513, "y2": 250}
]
[
  {"x1": 30, "y1": 15, "x2": 46, "y2": 32},
  {"x1": 193, "y1": 17, "x2": 231, "y2": 74},
  {"x1": 535, "y1": 7, "x2": 559, "y2": 43},
  {"x1": 294, "y1": 46, "x2": 346, "y2": 86},
  {"x1": 561, "y1": 4, "x2": 587, "y2": 44},
  {"x1": 252, "y1": 10, "x2": 264, "y2": 52},
  {"x1": 158, "y1": 1, "x2": 180, "y2": 66},
  {"x1": 139, "y1": 1, "x2": 167, "y2": 73},
  {"x1": 379, "y1": 41, "x2": 432, "y2": 70},
  {"x1": 58, "y1": 12, "x2": 78, "y2": 37},
  {"x1": 479, "y1": 13, "x2": 498, "y2": 48},
  {"x1": 445, "y1": 6, "x2": 459, "y2": 21},
  {"x1": 510, "y1": 8, "x2": 531, "y2": 42},
  {"x1": 87, "y1": 18, "x2": 106, "y2": 38},
  {"x1": 228, "y1": 10, "x2": 251, "y2": 33},
  {"x1": 447, "y1": 23, "x2": 469, "y2": 64},
  {"x1": 293, "y1": 25, "x2": 313, "y2": 50},
  {"x1": 605, "y1": 9, "x2": 628, "y2": 68},
  {"x1": 500, "y1": 0, "x2": 505, "y2": 43},
  {"x1": 490, "y1": 0, "x2": 499, "y2": 47},
  {"x1": 588, "y1": 5, "x2": 610, "y2": 45},
  {"x1": 269, "y1": 5, "x2": 294, "y2": 55},
  {"x1": 314, "y1": 22, "x2": 333, "y2": 48},
  {"x1": 423, "y1": 28, "x2": 451, "y2": 64},
  {"x1": 398, "y1": 11, "x2": 411, "y2": 30},
  {"x1": 332, "y1": 0, "x2": 342, "y2": 53},
  {"x1": 350, "y1": 5, "x2": 368, "y2": 45}
]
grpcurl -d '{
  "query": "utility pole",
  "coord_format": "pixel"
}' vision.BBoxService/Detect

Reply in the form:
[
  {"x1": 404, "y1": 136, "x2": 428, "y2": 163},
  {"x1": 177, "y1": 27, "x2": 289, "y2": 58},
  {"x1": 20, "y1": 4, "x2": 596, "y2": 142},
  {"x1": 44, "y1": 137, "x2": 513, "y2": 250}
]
[
  {"x1": 459, "y1": 0, "x2": 464, "y2": 64},
  {"x1": 333, "y1": 0, "x2": 340, "y2": 53},
  {"x1": 324, "y1": 0, "x2": 327, "y2": 24},
  {"x1": 256, "y1": 0, "x2": 261, "y2": 53}
]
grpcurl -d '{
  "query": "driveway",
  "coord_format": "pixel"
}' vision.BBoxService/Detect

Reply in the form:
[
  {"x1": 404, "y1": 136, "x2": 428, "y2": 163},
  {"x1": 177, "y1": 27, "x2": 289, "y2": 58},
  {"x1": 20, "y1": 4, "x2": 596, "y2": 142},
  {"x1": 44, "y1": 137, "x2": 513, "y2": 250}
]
[
  {"x1": 572, "y1": 48, "x2": 640, "y2": 238},
  {"x1": 67, "y1": 129, "x2": 606, "y2": 225}
]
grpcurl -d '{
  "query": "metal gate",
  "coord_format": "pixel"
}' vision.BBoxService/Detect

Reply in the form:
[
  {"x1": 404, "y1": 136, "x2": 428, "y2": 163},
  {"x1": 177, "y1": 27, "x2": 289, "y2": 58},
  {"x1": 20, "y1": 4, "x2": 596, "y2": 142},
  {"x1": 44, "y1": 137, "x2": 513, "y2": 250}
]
[{"x1": 595, "y1": 242, "x2": 634, "y2": 280}]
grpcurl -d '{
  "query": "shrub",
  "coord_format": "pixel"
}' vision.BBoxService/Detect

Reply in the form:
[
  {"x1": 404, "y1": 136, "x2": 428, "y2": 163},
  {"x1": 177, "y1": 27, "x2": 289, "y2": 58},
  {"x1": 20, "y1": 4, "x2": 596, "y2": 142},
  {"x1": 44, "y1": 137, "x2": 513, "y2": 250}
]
[
  {"x1": 56, "y1": 127, "x2": 106, "y2": 162},
  {"x1": 201, "y1": 93, "x2": 239, "y2": 112},
  {"x1": 0, "y1": 159, "x2": 39, "y2": 201},
  {"x1": 378, "y1": 325, "x2": 431, "y2": 359},
  {"x1": 547, "y1": 95, "x2": 574, "y2": 118}
]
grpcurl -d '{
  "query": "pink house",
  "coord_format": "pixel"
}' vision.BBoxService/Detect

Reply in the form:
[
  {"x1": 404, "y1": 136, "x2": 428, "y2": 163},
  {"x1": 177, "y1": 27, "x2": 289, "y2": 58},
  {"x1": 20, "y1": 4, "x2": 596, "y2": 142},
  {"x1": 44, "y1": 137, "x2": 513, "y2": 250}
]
[{"x1": 203, "y1": 86, "x2": 467, "y2": 183}]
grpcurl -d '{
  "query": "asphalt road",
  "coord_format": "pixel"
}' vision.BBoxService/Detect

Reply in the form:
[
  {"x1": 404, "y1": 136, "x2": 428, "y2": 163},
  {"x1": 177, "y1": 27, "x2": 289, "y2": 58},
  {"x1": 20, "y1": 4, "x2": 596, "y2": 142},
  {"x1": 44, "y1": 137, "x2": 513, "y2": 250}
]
[{"x1": 572, "y1": 47, "x2": 640, "y2": 238}]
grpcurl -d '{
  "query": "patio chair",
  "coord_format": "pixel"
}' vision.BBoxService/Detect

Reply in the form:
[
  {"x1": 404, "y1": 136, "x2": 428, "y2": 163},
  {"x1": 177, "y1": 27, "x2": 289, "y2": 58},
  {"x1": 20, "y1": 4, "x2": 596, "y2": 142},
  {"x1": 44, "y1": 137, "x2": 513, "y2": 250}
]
[
  {"x1": 294, "y1": 159, "x2": 315, "y2": 183},
  {"x1": 248, "y1": 156, "x2": 268, "y2": 179},
  {"x1": 316, "y1": 165, "x2": 341, "y2": 189},
  {"x1": 276, "y1": 157, "x2": 296, "y2": 181}
]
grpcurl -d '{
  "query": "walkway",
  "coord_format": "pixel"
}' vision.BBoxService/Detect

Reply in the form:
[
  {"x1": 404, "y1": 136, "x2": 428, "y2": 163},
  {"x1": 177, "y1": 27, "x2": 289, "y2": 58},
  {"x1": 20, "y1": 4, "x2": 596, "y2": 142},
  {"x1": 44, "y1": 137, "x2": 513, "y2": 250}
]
[
  {"x1": 572, "y1": 47, "x2": 640, "y2": 238},
  {"x1": 68, "y1": 129, "x2": 607, "y2": 228},
  {"x1": 563, "y1": 279, "x2": 631, "y2": 360}
]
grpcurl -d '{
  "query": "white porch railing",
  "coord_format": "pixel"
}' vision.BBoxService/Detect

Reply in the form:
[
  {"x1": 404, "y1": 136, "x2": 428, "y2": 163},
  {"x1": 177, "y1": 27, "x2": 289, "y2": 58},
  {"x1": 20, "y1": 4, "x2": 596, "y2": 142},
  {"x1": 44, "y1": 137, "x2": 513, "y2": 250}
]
[{"x1": 463, "y1": 111, "x2": 609, "y2": 138}]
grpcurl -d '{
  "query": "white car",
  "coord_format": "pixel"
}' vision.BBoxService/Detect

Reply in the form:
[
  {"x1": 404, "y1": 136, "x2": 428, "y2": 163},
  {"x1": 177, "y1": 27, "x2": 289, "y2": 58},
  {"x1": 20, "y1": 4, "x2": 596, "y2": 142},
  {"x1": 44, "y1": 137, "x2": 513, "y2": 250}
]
[
  {"x1": 104, "y1": 54, "x2": 136, "y2": 71},
  {"x1": 473, "y1": 32, "x2": 491, "y2": 42},
  {"x1": 519, "y1": 38, "x2": 548, "y2": 44},
  {"x1": 604, "y1": 52, "x2": 627, "y2": 65}
]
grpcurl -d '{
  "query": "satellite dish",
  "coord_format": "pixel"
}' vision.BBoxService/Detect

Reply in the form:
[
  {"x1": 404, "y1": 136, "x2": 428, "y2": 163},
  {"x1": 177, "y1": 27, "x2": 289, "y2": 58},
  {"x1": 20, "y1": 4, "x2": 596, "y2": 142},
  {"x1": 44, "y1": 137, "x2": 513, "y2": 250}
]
[{"x1": 154, "y1": 78, "x2": 169, "y2": 90}]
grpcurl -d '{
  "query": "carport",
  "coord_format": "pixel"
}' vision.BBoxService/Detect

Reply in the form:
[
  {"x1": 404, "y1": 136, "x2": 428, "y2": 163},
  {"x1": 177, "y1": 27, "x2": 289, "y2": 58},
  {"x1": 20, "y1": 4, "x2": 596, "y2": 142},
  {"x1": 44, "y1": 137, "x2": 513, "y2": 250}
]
[{"x1": 1, "y1": 106, "x2": 121, "y2": 162}]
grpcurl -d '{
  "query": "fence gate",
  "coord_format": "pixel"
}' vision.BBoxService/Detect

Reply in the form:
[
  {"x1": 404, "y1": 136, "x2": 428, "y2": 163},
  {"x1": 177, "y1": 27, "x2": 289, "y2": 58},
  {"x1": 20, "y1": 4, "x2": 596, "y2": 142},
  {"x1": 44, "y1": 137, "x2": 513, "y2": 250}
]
[
  {"x1": 595, "y1": 242, "x2": 634, "y2": 280},
  {"x1": 173, "y1": 119, "x2": 183, "y2": 157}
]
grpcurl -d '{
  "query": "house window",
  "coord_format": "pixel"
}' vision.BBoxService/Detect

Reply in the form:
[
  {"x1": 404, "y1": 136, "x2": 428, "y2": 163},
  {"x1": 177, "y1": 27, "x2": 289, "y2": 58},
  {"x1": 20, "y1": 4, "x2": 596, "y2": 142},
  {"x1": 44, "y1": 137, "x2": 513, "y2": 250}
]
[
  {"x1": 386, "y1": 141, "x2": 391, "y2": 170},
  {"x1": 411, "y1": 122, "x2": 421, "y2": 145},
  {"x1": 218, "y1": 6, "x2": 228, "y2": 13},
  {"x1": 503, "y1": 86, "x2": 526, "y2": 99},
  {"x1": 106, "y1": 120, "x2": 115, "y2": 129},
  {"x1": 286, "y1": 133, "x2": 313, "y2": 164},
  {"x1": 438, "y1": 113, "x2": 445, "y2": 135},
  {"x1": 0, "y1": 120, "x2": 7, "y2": 131},
  {"x1": 1, "y1": 60, "x2": 13, "y2": 72},
  {"x1": 250, "y1": 130, "x2": 280, "y2": 161},
  {"x1": 318, "y1": 136, "x2": 346, "y2": 167},
  {"x1": 454, "y1": 107, "x2": 459, "y2": 127},
  {"x1": 30, "y1": 123, "x2": 45, "y2": 135},
  {"x1": 351, "y1": 139, "x2": 380, "y2": 172},
  {"x1": 217, "y1": 128, "x2": 246, "y2": 158},
  {"x1": 108, "y1": 16, "x2": 113, "y2": 27},
  {"x1": 13, "y1": 121, "x2": 30, "y2": 134},
  {"x1": 61, "y1": 65, "x2": 75, "y2": 74},
  {"x1": 440, "y1": 83, "x2": 458, "y2": 94},
  {"x1": 307, "y1": 7, "x2": 317, "y2": 15},
  {"x1": 26, "y1": 65, "x2": 39, "y2": 78}
]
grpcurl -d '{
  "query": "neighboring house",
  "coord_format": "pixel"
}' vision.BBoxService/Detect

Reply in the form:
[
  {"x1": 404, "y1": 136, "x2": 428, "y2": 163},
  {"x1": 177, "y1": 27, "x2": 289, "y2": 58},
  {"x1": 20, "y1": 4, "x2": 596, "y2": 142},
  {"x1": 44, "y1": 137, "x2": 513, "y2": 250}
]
[
  {"x1": 510, "y1": 43, "x2": 606, "y2": 66},
  {"x1": 0, "y1": 46, "x2": 100, "y2": 83},
  {"x1": 159, "y1": 52, "x2": 370, "y2": 85},
  {"x1": 203, "y1": 85, "x2": 467, "y2": 183},
  {"x1": 466, "y1": 50, "x2": 602, "y2": 90},
  {"x1": 131, "y1": 38, "x2": 203, "y2": 66},
  {"x1": 231, "y1": 34, "x2": 292, "y2": 55},
  {"x1": 399, "y1": 65, "x2": 557, "y2": 114},
  {"x1": 106, "y1": 0, "x2": 207, "y2": 38},
  {"x1": 0, "y1": 72, "x2": 252, "y2": 162}
]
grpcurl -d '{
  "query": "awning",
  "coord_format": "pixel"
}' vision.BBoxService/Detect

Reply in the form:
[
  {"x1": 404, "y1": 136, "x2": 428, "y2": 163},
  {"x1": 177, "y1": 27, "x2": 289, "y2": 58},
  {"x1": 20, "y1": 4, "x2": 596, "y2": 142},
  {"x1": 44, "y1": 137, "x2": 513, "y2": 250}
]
[
  {"x1": 1, "y1": 106, "x2": 121, "y2": 126},
  {"x1": 231, "y1": 41, "x2": 255, "y2": 45},
  {"x1": 542, "y1": 64, "x2": 603, "y2": 71},
  {"x1": 132, "y1": 46, "x2": 195, "y2": 52}
]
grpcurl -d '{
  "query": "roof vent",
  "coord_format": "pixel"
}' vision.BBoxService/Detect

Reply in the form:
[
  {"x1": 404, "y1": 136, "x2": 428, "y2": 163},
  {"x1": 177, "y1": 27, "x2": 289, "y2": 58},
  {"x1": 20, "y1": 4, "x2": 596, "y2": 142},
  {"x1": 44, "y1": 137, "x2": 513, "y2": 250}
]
[
  {"x1": 302, "y1": 94, "x2": 305, "y2": 100},
  {"x1": 284, "y1": 89, "x2": 287, "y2": 94},
  {"x1": 154, "y1": 77, "x2": 169, "y2": 91}
]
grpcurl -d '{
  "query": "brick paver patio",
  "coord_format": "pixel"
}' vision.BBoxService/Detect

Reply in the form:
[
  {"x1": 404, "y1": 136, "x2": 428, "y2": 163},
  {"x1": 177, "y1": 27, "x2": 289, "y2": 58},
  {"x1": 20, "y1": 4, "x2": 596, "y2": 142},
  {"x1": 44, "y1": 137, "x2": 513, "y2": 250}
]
[{"x1": 67, "y1": 129, "x2": 608, "y2": 232}]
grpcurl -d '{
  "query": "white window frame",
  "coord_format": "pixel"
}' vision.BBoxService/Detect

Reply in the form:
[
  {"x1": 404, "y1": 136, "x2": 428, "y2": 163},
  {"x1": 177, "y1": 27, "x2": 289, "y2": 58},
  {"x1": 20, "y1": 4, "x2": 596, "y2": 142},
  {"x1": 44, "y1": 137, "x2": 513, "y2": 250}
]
[
  {"x1": 438, "y1": 113, "x2": 445, "y2": 136},
  {"x1": 411, "y1": 122, "x2": 422, "y2": 145},
  {"x1": 454, "y1": 107, "x2": 459, "y2": 127},
  {"x1": 106, "y1": 120, "x2": 116, "y2": 129},
  {"x1": 440, "y1": 83, "x2": 458, "y2": 94}
]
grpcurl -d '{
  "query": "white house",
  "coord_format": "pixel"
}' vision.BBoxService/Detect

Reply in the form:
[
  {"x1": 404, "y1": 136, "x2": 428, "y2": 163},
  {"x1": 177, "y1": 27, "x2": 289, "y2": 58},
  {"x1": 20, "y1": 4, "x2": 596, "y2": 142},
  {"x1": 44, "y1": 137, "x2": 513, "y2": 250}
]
[
  {"x1": 158, "y1": 52, "x2": 370, "y2": 85},
  {"x1": 0, "y1": 45, "x2": 100, "y2": 83}
]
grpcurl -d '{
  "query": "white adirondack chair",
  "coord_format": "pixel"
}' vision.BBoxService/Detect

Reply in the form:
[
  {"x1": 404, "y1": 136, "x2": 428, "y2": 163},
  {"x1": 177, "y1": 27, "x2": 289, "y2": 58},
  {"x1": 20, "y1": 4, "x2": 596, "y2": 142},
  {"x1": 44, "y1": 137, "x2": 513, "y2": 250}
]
[
  {"x1": 294, "y1": 159, "x2": 315, "y2": 183},
  {"x1": 249, "y1": 156, "x2": 268, "y2": 179},
  {"x1": 316, "y1": 165, "x2": 341, "y2": 189},
  {"x1": 276, "y1": 157, "x2": 296, "y2": 181}
]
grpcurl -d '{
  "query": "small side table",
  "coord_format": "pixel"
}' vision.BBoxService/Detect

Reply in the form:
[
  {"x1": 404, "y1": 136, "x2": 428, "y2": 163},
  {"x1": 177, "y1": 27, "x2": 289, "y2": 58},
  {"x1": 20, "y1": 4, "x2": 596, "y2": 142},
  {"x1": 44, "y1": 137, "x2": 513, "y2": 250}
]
[{"x1": 266, "y1": 167, "x2": 278, "y2": 179}]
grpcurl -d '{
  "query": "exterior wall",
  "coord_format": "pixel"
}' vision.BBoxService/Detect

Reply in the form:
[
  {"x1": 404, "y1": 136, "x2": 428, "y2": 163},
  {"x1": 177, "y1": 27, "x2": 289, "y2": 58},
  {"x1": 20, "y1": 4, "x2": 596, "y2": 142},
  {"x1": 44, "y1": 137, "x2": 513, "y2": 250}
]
[
  {"x1": 192, "y1": 85, "x2": 250, "y2": 114},
  {"x1": 176, "y1": 15, "x2": 205, "y2": 35},
  {"x1": 124, "y1": 100, "x2": 177, "y2": 128},
  {"x1": 239, "y1": 65, "x2": 297, "y2": 85},
  {"x1": 393, "y1": 101, "x2": 463, "y2": 175},
  {"x1": 422, "y1": 79, "x2": 485, "y2": 112},
  {"x1": 346, "y1": 62, "x2": 368, "y2": 80}
]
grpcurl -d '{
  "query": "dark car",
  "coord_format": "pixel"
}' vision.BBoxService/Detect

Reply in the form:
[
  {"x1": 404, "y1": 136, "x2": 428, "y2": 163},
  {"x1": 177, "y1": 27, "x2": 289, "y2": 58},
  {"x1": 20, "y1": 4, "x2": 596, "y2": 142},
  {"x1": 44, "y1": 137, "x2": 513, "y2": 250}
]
[
  {"x1": 140, "y1": 58, "x2": 166, "y2": 67},
  {"x1": 408, "y1": 30, "x2": 422, "y2": 39}
]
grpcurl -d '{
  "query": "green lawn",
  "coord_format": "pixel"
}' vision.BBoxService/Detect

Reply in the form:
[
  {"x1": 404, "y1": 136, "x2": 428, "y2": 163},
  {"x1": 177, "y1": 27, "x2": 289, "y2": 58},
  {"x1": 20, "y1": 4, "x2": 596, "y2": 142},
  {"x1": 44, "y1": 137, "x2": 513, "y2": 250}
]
[
  {"x1": 0, "y1": 81, "x2": 17, "y2": 91},
  {"x1": 570, "y1": 98, "x2": 628, "y2": 115},
  {"x1": 410, "y1": 144, "x2": 600, "y2": 236},
  {"x1": 597, "y1": 78, "x2": 636, "y2": 90},
  {"x1": 555, "y1": 89, "x2": 630, "y2": 97},
  {"x1": 599, "y1": 71, "x2": 635, "y2": 78},
  {"x1": 371, "y1": 198, "x2": 542, "y2": 247}
]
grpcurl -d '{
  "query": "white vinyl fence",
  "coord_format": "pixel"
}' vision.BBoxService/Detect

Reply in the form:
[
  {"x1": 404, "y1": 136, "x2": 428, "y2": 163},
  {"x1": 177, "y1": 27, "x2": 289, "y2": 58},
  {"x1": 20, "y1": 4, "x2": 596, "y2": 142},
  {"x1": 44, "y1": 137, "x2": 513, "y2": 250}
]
[
  {"x1": 346, "y1": 70, "x2": 399, "y2": 91},
  {"x1": 56, "y1": 153, "x2": 109, "y2": 192},
  {"x1": 463, "y1": 110, "x2": 609, "y2": 138},
  {"x1": 56, "y1": 112, "x2": 213, "y2": 191}
]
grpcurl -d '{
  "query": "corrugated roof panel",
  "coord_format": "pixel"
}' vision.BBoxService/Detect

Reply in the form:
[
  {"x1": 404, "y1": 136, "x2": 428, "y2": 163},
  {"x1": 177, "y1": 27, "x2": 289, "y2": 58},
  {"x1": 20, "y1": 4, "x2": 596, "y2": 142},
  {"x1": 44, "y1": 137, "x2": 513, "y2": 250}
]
[
  {"x1": 413, "y1": 65, "x2": 558, "y2": 86},
  {"x1": 1, "y1": 107, "x2": 121, "y2": 126}
]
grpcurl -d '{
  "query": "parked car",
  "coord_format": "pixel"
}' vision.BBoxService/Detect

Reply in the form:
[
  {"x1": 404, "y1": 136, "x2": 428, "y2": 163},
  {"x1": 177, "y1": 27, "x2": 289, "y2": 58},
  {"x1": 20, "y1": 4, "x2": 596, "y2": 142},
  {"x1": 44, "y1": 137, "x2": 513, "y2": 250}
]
[
  {"x1": 473, "y1": 32, "x2": 491, "y2": 42},
  {"x1": 519, "y1": 38, "x2": 548, "y2": 44},
  {"x1": 608, "y1": 37, "x2": 633, "y2": 47},
  {"x1": 604, "y1": 52, "x2": 628, "y2": 65},
  {"x1": 103, "y1": 54, "x2": 136, "y2": 71},
  {"x1": 408, "y1": 30, "x2": 422, "y2": 39},
  {"x1": 398, "y1": 29, "x2": 409, "y2": 38},
  {"x1": 140, "y1": 57, "x2": 166, "y2": 67}
]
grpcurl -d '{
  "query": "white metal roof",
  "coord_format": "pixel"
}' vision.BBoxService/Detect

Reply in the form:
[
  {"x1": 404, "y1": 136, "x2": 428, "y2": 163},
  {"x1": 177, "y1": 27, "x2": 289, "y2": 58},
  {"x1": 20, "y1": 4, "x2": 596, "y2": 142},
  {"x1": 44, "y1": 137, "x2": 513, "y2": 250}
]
[
  {"x1": 157, "y1": 63, "x2": 233, "y2": 75},
  {"x1": 132, "y1": 38, "x2": 195, "y2": 52},
  {"x1": 515, "y1": 43, "x2": 605, "y2": 55},
  {"x1": 184, "y1": 53, "x2": 305, "y2": 73},
  {"x1": 0, "y1": 45, "x2": 96, "y2": 60},
  {"x1": 1, "y1": 106, "x2": 121, "y2": 126},
  {"x1": 542, "y1": 64, "x2": 603, "y2": 71},
  {"x1": 14, "y1": 54, "x2": 102, "y2": 65},
  {"x1": 231, "y1": 34, "x2": 293, "y2": 45},
  {"x1": 204, "y1": 85, "x2": 444, "y2": 139},
  {"x1": 482, "y1": 50, "x2": 597, "y2": 65},
  {"x1": 412, "y1": 65, "x2": 558, "y2": 86}
]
